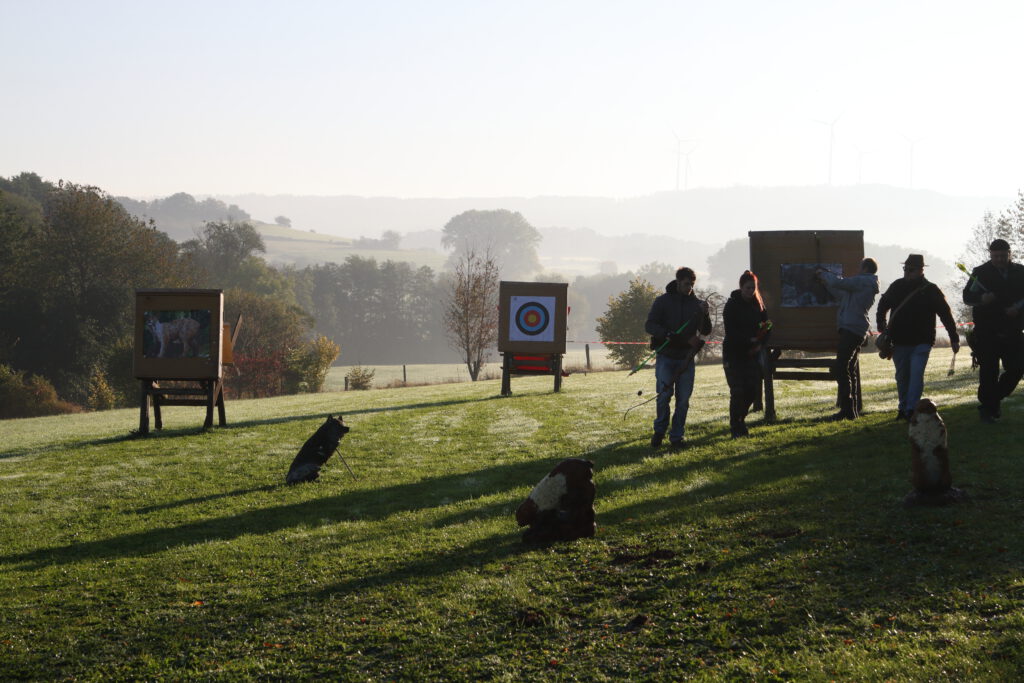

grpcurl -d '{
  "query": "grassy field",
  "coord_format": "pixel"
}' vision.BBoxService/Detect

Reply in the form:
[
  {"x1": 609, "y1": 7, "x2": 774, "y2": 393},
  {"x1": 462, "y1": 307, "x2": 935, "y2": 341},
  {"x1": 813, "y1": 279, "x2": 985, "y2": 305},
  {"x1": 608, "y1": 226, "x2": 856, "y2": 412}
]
[
  {"x1": 325, "y1": 346, "x2": 619, "y2": 389},
  {"x1": 253, "y1": 222, "x2": 446, "y2": 270},
  {"x1": 2, "y1": 348, "x2": 1024, "y2": 680}
]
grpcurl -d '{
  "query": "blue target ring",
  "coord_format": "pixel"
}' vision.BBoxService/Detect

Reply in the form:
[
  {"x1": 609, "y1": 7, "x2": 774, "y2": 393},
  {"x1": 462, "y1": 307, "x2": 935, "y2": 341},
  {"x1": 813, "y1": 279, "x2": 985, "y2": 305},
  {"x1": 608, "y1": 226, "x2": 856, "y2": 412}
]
[{"x1": 515, "y1": 301, "x2": 550, "y2": 336}]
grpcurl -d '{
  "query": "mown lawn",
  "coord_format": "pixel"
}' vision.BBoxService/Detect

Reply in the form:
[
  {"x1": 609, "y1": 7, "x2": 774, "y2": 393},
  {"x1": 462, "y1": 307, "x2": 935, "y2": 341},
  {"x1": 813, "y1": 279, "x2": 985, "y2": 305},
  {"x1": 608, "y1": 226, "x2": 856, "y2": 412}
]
[{"x1": 2, "y1": 349, "x2": 1023, "y2": 680}]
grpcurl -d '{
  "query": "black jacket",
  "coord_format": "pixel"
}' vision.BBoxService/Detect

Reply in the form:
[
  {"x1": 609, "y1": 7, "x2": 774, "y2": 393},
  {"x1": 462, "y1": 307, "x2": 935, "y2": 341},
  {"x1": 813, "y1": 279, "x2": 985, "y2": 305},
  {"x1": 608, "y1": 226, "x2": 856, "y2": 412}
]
[
  {"x1": 722, "y1": 289, "x2": 767, "y2": 362},
  {"x1": 645, "y1": 281, "x2": 713, "y2": 360},
  {"x1": 876, "y1": 277, "x2": 957, "y2": 346},
  {"x1": 962, "y1": 261, "x2": 1024, "y2": 335}
]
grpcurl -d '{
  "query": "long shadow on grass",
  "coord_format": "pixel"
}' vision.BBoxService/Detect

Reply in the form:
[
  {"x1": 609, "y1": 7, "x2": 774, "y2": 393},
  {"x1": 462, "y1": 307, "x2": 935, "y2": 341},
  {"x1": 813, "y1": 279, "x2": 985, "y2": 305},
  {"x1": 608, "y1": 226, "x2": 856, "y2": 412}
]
[
  {"x1": 0, "y1": 439, "x2": 641, "y2": 569},
  {"x1": 595, "y1": 401, "x2": 1024, "y2": 621}
]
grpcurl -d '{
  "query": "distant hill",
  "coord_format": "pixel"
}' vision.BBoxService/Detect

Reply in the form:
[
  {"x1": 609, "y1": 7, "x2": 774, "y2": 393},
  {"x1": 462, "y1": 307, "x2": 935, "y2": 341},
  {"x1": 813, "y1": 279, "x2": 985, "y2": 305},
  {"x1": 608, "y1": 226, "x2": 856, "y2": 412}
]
[
  {"x1": 254, "y1": 222, "x2": 445, "y2": 270},
  {"x1": 216, "y1": 185, "x2": 1011, "y2": 264}
]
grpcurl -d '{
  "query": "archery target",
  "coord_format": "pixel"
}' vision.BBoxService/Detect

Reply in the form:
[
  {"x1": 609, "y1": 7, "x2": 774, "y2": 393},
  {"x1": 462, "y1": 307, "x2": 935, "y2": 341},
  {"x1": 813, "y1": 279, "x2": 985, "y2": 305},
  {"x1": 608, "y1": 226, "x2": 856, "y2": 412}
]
[{"x1": 509, "y1": 296, "x2": 555, "y2": 342}]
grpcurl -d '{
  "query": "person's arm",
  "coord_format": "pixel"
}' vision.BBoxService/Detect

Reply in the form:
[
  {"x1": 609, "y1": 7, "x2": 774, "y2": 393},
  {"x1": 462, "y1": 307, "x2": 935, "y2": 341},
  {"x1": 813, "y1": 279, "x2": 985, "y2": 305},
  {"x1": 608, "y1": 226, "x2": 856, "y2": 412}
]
[
  {"x1": 934, "y1": 287, "x2": 961, "y2": 351},
  {"x1": 698, "y1": 305, "x2": 713, "y2": 336},
  {"x1": 876, "y1": 288, "x2": 892, "y2": 333},
  {"x1": 962, "y1": 266, "x2": 988, "y2": 306},
  {"x1": 644, "y1": 297, "x2": 668, "y2": 338},
  {"x1": 820, "y1": 270, "x2": 859, "y2": 293}
]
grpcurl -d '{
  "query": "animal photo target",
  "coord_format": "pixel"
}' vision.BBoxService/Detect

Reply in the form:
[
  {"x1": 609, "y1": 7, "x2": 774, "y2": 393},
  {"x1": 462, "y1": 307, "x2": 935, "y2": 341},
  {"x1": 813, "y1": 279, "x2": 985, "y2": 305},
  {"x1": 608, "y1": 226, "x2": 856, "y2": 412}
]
[
  {"x1": 134, "y1": 289, "x2": 224, "y2": 380},
  {"x1": 749, "y1": 230, "x2": 864, "y2": 351},
  {"x1": 498, "y1": 281, "x2": 568, "y2": 354},
  {"x1": 509, "y1": 296, "x2": 556, "y2": 343},
  {"x1": 779, "y1": 263, "x2": 843, "y2": 307},
  {"x1": 143, "y1": 310, "x2": 212, "y2": 359}
]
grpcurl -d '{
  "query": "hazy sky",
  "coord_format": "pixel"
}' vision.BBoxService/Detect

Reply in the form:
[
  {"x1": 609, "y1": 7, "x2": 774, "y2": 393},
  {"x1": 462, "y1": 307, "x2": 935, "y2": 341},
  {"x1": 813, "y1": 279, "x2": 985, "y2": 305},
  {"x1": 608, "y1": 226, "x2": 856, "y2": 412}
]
[{"x1": 3, "y1": 1, "x2": 1023, "y2": 199}]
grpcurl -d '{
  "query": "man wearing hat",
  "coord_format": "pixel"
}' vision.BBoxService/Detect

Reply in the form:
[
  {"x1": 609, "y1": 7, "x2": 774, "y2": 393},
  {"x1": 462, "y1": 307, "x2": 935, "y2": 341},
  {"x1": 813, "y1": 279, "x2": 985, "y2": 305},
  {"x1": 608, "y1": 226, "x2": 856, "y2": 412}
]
[
  {"x1": 876, "y1": 254, "x2": 960, "y2": 420},
  {"x1": 962, "y1": 239, "x2": 1024, "y2": 423}
]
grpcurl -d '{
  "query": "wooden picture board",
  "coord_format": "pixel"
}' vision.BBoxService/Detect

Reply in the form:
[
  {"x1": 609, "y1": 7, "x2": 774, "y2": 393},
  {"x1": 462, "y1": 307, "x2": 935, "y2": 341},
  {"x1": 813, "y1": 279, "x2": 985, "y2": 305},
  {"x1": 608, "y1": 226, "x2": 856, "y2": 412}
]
[
  {"x1": 134, "y1": 289, "x2": 224, "y2": 380},
  {"x1": 497, "y1": 281, "x2": 568, "y2": 354},
  {"x1": 749, "y1": 230, "x2": 864, "y2": 351}
]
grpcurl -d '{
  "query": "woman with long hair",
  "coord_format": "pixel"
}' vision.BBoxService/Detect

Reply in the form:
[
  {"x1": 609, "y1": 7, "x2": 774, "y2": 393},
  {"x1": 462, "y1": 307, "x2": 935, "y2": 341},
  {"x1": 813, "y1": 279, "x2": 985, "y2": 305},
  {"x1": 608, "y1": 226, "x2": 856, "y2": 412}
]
[{"x1": 722, "y1": 270, "x2": 770, "y2": 438}]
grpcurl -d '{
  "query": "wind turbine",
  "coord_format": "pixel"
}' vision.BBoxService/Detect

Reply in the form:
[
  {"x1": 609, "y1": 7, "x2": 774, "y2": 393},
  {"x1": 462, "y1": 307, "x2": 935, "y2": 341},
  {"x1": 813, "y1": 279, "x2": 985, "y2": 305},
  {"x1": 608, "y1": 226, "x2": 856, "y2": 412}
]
[
  {"x1": 670, "y1": 130, "x2": 698, "y2": 191},
  {"x1": 902, "y1": 134, "x2": 924, "y2": 188},
  {"x1": 813, "y1": 113, "x2": 843, "y2": 185}
]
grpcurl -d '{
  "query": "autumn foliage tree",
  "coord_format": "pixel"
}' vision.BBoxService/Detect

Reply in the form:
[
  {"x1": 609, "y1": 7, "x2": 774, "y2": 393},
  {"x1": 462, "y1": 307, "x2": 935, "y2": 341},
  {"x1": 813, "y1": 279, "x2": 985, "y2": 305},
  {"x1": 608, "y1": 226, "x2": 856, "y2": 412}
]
[{"x1": 444, "y1": 250, "x2": 500, "y2": 381}]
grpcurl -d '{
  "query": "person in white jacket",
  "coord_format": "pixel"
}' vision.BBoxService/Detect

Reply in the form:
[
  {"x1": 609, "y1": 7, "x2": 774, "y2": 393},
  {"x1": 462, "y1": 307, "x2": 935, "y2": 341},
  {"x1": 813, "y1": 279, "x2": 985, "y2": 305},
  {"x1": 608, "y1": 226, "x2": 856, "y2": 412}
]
[{"x1": 817, "y1": 258, "x2": 880, "y2": 420}]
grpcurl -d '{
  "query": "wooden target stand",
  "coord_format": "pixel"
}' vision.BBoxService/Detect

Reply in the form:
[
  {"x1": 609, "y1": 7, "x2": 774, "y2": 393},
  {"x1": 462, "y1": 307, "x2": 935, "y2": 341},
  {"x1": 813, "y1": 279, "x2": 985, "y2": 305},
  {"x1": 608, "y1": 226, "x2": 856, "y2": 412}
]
[
  {"x1": 760, "y1": 349, "x2": 861, "y2": 422},
  {"x1": 138, "y1": 316, "x2": 241, "y2": 435},
  {"x1": 500, "y1": 353, "x2": 564, "y2": 395},
  {"x1": 749, "y1": 230, "x2": 866, "y2": 422},
  {"x1": 497, "y1": 281, "x2": 568, "y2": 397}
]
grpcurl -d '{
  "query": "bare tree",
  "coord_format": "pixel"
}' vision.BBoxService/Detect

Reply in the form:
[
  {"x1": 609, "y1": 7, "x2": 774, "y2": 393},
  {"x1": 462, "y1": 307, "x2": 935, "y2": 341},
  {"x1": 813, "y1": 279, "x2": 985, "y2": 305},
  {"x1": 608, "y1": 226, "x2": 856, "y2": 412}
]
[{"x1": 444, "y1": 249, "x2": 500, "y2": 381}]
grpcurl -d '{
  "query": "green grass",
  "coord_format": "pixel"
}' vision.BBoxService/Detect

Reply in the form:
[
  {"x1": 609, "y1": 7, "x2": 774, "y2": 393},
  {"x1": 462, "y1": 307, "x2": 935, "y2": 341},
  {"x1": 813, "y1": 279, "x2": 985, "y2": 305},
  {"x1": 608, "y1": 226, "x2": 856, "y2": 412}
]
[
  {"x1": 325, "y1": 346, "x2": 617, "y2": 389},
  {"x1": 2, "y1": 348, "x2": 1024, "y2": 680}
]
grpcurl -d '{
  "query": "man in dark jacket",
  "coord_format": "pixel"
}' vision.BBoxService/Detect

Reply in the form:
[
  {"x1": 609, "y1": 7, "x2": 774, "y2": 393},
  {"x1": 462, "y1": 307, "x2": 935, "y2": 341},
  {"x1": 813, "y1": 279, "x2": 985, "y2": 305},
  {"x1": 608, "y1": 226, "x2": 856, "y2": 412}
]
[
  {"x1": 644, "y1": 267, "x2": 712, "y2": 449},
  {"x1": 962, "y1": 239, "x2": 1024, "y2": 423},
  {"x1": 818, "y1": 258, "x2": 880, "y2": 420},
  {"x1": 876, "y1": 254, "x2": 961, "y2": 420}
]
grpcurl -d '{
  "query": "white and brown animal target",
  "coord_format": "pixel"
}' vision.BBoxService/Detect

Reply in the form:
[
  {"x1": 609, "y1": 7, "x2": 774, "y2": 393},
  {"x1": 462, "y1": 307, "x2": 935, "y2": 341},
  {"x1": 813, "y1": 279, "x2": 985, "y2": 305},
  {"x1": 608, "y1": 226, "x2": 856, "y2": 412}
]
[
  {"x1": 515, "y1": 458, "x2": 596, "y2": 543},
  {"x1": 904, "y1": 398, "x2": 967, "y2": 506},
  {"x1": 134, "y1": 289, "x2": 225, "y2": 380}
]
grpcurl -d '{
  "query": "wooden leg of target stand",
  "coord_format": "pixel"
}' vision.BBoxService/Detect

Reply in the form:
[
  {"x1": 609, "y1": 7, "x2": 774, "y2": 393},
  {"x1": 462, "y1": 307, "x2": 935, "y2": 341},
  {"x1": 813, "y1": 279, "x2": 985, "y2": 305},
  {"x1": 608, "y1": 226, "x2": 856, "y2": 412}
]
[
  {"x1": 203, "y1": 380, "x2": 215, "y2": 429},
  {"x1": 215, "y1": 379, "x2": 227, "y2": 426},
  {"x1": 500, "y1": 354, "x2": 512, "y2": 396},
  {"x1": 763, "y1": 348, "x2": 779, "y2": 423},
  {"x1": 139, "y1": 380, "x2": 151, "y2": 436},
  {"x1": 553, "y1": 354, "x2": 562, "y2": 392}
]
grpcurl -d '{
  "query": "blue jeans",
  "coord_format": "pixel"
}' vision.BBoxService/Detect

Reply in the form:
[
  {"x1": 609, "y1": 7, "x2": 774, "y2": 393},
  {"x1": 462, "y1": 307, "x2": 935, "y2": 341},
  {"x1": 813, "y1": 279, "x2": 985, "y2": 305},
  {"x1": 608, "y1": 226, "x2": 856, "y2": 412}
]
[
  {"x1": 654, "y1": 355, "x2": 696, "y2": 441},
  {"x1": 892, "y1": 343, "x2": 932, "y2": 416}
]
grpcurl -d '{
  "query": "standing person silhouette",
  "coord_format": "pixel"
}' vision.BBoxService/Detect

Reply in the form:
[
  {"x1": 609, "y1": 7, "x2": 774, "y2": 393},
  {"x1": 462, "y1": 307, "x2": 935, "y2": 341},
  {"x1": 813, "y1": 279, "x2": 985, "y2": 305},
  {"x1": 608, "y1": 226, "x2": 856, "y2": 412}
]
[{"x1": 644, "y1": 267, "x2": 712, "y2": 450}]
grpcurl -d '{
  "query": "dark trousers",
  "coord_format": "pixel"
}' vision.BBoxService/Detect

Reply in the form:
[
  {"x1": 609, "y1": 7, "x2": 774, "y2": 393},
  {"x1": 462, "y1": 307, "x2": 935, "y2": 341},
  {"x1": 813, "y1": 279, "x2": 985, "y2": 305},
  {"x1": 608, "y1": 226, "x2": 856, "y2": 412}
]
[
  {"x1": 724, "y1": 356, "x2": 760, "y2": 429},
  {"x1": 974, "y1": 329, "x2": 1024, "y2": 415},
  {"x1": 833, "y1": 329, "x2": 864, "y2": 417}
]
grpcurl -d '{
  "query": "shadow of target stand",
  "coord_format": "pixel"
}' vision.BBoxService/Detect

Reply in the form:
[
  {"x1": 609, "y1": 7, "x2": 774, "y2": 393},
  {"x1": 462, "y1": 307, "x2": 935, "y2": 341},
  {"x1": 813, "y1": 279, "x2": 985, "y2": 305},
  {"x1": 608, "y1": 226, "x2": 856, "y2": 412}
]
[
  {"x1": 749, "y1": 230, "x2": 865, "y2": 421},
  {"x1": 133, "y1": 289, "x2": 241, "y2": 435},
  {"x1": 498, "y1": 281, "x2": 569, "y2": 396}
]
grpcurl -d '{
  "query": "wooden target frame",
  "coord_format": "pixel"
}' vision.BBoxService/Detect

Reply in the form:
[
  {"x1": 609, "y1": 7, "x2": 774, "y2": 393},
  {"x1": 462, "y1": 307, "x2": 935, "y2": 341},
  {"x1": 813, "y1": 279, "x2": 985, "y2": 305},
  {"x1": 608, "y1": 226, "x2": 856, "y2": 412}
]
[
  {"x1": 498, "y1": 281, "x2": 568, "y2": 394},
  {"x1": 748, "y1": 230, "x2": 865, "y2": 421}
]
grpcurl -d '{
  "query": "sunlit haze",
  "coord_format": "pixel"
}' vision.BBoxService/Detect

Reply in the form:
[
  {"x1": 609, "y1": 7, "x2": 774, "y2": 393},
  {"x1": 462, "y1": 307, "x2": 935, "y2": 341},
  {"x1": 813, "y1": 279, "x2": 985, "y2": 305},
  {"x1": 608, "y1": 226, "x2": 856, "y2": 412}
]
[{"x1": 3, "y1": 1, "x2": 1023, "y2": 201}]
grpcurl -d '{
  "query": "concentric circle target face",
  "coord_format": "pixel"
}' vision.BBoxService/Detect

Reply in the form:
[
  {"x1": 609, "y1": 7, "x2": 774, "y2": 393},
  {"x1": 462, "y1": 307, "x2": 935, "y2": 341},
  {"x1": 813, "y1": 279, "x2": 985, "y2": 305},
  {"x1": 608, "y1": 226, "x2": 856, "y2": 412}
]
[
  {"x1": 515, "y1": 301, "x2": 549, "y2": 336},
  {"x1": 508, "y1": 295, "x2": 556, "y2": 343}
]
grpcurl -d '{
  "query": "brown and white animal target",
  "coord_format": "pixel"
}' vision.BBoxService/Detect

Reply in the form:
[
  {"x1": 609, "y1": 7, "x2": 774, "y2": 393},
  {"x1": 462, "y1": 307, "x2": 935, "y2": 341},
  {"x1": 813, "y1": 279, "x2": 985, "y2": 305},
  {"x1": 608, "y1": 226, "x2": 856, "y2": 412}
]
[
  {"x1": 146, "y1": 314, "x2": 201, "y2": 358},
  {"x1": 515, "y1": 458, "x2": 596, "y2": 543},
  {"x1": 904, "y1": 398, "x2": 966, "y2": 506}
]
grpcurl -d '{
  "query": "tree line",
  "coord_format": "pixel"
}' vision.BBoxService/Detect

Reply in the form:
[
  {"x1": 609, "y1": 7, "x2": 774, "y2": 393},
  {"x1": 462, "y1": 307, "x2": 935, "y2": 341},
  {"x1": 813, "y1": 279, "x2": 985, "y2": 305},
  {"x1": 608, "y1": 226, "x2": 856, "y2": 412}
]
[{"x1": 4, "y1": 170, "x2": 1017, "y2": 416}]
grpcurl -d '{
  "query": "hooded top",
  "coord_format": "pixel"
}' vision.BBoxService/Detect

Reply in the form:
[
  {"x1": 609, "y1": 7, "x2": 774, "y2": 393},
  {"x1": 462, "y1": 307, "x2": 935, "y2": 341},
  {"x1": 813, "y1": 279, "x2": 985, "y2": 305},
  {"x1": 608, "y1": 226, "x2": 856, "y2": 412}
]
[
  {"x1": 819, "y1": 270, "x2": 879, "y2": 337},
  {"x1": 644, "y1": 280, "x2": 713, "y2": 360},
  {"x1": 722, "y1": 289, "x2": 768, "y2": 362}
]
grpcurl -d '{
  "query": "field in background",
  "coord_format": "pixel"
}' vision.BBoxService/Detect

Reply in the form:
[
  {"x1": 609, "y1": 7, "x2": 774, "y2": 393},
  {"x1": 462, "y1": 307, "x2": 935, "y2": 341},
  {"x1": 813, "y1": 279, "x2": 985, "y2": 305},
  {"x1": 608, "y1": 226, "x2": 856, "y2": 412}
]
[
  {"x1": 326, "y1": 344, "x2": 620, "y2": 388},
  {"x1": 255, "y1": 221, "x2": 446, "y2": 269}
]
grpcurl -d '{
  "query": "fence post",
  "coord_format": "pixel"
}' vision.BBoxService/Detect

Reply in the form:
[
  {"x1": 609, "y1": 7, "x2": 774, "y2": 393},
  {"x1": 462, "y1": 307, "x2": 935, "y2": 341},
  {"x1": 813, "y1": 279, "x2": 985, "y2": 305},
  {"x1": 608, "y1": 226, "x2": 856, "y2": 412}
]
[
  {"x1": 585, "y1": 344, "x2": 591, "y2": 370},
  {"x1": 344, "y1": 376, "x2": 349, "y2": 391},
  {"x1": 403, "y1": 364, "x2": 407, "y2": 385}
]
